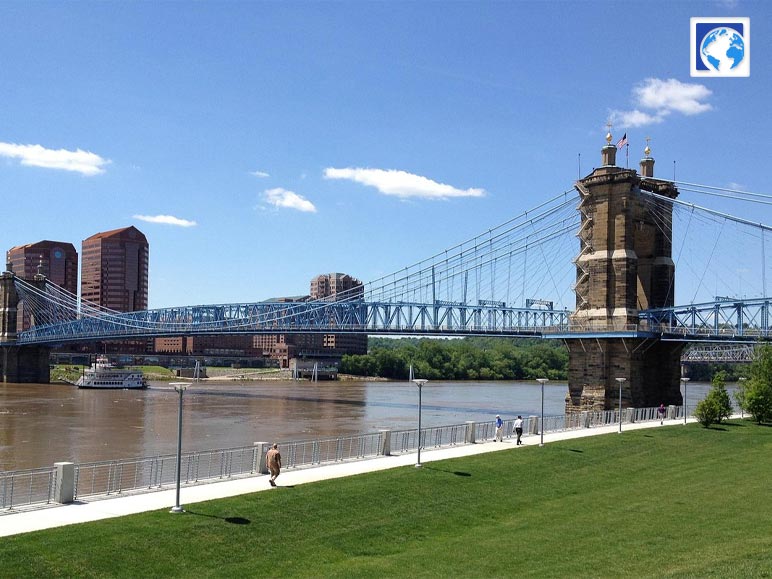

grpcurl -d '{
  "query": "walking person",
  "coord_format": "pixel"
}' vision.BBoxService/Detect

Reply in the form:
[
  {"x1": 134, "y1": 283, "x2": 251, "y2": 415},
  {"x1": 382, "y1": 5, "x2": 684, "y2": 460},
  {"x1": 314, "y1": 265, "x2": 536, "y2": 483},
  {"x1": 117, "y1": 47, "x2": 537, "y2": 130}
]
[
  {"x1": 266, "y1": 443, "x2": 282, "y2": 486},
  {"x1": 657, "y1": 403, "x2": 666, "y2": 425},
  {"x1": 495, "y1": 415, "x2": 504, "y2": 442},
  {"x1": 514, "y1": 415, "x2": 524, "y2": 445}
]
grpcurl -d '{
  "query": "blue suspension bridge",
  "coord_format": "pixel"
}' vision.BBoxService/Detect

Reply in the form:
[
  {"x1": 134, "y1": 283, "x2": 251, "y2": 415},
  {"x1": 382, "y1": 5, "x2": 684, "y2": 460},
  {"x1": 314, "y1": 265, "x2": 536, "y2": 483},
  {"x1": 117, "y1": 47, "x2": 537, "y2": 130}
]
[
  {"x1": 7, "y1": 188, "x2": 770, "y2": 345},
  {"x1": 1, "y1": 140, "x2": 770, "y2": 406}
]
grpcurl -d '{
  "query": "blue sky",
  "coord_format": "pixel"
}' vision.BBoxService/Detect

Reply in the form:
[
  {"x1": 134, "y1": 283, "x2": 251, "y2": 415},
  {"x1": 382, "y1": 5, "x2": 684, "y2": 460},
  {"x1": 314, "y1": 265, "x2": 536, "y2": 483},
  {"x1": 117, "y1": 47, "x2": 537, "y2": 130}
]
[{"x1": 1, "y1": 1, "x2": 770, "y2": 309}]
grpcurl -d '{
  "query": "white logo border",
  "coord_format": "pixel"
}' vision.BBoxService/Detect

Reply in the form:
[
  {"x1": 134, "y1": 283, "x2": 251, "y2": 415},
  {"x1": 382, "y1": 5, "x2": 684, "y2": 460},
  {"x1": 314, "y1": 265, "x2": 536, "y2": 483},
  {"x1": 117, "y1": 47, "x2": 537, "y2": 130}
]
[{"x1": 690, "y1": 17, "x2": 750, "y2": 78}]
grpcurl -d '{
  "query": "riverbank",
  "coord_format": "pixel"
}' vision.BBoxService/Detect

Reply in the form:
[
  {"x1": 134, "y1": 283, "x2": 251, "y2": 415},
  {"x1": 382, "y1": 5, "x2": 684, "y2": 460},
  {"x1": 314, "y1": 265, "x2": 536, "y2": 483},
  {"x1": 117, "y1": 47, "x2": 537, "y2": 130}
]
[
  {"x1": 1, "y1": 419, "x2": 768, "y2": 577},
  {"x1": 50, "y1": 364, "x2": 388, "y2": 384}
]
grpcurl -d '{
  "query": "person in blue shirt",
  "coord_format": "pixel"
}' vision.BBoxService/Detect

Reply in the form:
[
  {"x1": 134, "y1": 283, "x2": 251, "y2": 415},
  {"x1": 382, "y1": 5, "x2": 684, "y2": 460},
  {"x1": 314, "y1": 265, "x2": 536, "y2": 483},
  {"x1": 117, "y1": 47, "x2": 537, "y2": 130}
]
[{"x1": 495, "y1": 415, "x2": 504, "y2": 442}]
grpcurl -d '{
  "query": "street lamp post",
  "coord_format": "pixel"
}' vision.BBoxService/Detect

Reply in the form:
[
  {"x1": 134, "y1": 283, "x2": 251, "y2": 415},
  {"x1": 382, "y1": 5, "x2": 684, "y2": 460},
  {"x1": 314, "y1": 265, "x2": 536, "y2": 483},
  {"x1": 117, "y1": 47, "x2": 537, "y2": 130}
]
[
  {"x1": 170, "y1": 382, "x2": 188, "y2": 514},
  {"x1": 615, "y1": 378, "x2": 626, "y2": 434},
  {"x1": 536, "y1": 378, "x2": 548, "y2": 447},
  {"x1": 681, "y1": 377, "x2": 690, "y2": 425},
  {"x1": 413, "y1": 378, "x2": 428, "y2": 468}
]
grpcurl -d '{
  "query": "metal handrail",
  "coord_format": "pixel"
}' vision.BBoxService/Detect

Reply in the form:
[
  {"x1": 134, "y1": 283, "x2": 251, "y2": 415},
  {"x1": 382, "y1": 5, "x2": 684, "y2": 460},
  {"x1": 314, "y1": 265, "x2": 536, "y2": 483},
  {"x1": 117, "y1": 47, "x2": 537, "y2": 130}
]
[{"x1": 2, "y1": 403, "x2": 716, "y2": 513}]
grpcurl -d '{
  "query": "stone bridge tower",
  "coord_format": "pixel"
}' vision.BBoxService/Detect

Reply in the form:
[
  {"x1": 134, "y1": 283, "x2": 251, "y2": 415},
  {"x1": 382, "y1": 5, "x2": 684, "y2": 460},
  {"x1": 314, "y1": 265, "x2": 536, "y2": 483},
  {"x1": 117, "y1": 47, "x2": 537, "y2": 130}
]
[
  {"x1": 1, "y1": 260, "x2": 51, "y2": 383},
  {"x1": 565, "y1": 134, "x2": 683, "y2": 411}
]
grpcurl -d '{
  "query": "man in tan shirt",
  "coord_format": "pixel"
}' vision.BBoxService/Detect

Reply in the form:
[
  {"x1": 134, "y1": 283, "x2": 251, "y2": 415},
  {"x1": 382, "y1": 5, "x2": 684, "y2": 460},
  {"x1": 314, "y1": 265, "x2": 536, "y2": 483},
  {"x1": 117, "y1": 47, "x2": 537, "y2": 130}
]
[{"x1": 266, "y1": 443, "x2": 281, "y2": 486}]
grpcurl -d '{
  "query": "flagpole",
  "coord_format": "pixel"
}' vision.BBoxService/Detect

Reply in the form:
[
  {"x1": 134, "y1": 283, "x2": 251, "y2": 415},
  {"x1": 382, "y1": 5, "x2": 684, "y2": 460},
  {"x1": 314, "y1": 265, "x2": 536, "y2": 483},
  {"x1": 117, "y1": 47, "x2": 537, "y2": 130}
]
[{"x1": 626, "y1": 143, "x2": 629, "y2": 168}]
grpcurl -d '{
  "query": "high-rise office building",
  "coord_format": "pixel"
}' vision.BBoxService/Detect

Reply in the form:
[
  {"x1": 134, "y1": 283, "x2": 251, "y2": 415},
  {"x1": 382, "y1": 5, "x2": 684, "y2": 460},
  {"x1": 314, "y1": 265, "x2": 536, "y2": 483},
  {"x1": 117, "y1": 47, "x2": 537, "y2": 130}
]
[
  {"x1": 7, "y1": 240, "x2": 78, "y2": 294},
  {"x1": 7, "y1": 240, "x2": 79, "y2": 331},
  {"x1": 253, "y1": 273, "x2": 367, "y2": 368},
  {"x1": 310, "y1": 272, "x2": 364, "y2": 301},
  {"x1": 81, "y1": 226, "x2": 149, "y2": 312}
]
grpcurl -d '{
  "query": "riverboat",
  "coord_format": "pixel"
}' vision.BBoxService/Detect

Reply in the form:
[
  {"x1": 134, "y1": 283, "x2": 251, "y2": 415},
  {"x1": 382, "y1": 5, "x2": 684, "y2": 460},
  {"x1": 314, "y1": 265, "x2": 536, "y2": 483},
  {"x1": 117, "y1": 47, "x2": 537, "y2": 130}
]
[{"x1": 76, "y1": 355, "x2": 147, "y2": 389}]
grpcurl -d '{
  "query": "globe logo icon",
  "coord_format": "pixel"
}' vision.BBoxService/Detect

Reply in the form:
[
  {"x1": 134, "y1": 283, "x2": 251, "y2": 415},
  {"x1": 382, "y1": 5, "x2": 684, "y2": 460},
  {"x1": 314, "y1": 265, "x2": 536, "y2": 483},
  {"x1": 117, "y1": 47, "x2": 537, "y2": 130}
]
[{"x1": 700, "y1": 27, "x2": 745, "y2": 72}]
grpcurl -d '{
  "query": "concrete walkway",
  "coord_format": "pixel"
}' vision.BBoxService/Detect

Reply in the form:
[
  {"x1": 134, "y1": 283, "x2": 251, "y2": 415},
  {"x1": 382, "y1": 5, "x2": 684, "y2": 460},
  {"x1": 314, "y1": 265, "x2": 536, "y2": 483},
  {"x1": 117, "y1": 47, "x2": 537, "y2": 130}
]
[{"x1": 0, "y1": 418, "x2": 693, "y2": 538}]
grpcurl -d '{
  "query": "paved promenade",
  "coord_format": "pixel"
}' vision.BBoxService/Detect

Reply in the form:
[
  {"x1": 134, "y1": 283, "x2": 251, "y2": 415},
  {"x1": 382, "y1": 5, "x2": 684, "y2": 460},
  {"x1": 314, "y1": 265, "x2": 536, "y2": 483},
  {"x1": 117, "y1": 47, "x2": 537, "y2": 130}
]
[{"x1": 0, "y1": 418, "x2": 692, "y2": 538}]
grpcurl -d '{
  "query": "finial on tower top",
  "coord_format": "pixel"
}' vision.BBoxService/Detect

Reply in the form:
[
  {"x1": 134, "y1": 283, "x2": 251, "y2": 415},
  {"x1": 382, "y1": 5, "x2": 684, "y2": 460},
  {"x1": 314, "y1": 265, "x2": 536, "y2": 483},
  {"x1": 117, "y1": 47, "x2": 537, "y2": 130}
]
[
  {"x1": 644, "y1": 136, "x2": 651, "y2": 158},
  {"x1": 605, "y1": 120, "x2": 613, "y2": 144}
]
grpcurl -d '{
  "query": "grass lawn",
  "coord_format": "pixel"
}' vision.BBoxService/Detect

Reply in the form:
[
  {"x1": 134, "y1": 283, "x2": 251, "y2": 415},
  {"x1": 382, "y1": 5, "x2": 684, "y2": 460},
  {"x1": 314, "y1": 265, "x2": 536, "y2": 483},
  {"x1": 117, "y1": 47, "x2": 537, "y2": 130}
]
[{"x1": 2, "y1": 421, "x2": 770, "y2": 578}]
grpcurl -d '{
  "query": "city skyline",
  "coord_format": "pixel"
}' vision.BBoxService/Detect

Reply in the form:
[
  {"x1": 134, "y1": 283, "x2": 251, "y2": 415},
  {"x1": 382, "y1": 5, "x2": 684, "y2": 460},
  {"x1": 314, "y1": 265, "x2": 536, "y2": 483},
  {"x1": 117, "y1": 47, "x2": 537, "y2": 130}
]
[{"x1": 1, "y1": 2, "x2": 770, "y2": 310}]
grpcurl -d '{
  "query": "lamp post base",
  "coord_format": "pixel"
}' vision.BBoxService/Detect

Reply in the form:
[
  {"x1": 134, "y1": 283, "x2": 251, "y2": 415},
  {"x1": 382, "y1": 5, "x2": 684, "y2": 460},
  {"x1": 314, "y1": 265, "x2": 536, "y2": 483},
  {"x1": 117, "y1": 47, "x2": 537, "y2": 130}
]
[
  {"x1": 170, "y1": 506, "x2": 185, "y2": 514},
  {"x1": 415, "y1": 463, "x2": 422, "y2": 468}
]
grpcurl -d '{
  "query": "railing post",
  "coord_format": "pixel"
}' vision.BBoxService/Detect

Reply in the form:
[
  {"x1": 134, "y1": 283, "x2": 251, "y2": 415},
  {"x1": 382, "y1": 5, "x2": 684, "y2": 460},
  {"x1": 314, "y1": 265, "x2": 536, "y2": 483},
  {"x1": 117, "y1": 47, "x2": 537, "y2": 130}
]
[
  {"x1": 379, "y1": 430, "x2": 391, "y2": 456},
  {"x1": 54, "y1": 462, "x2": 75, "y2": 504},
  {"x1": 465, "y1": 421, "x2": 476, "y2": 444},
  {"x1": 528, "y1": 415, "x2": 540, "y2": 435},
  {"x1": 254, "y1": 442, "x2": 270, "y2": 475}
]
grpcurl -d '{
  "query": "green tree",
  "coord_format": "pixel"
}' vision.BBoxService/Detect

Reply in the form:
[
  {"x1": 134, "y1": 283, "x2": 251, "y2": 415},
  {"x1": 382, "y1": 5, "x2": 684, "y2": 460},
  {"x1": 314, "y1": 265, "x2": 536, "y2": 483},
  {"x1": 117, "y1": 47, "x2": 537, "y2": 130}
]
[
  {"x1": 745, "y1": 345, "x2": 772, "y2": 424},
  {"x1": 710, "y1": 371, "x2": 733, "y2": 423},
  {"x1": 734, "y1": 378, "x2": 749, "y2": 416},
  {"x1": 694, "y1": 396, "x2": 720, "y2": 428}
]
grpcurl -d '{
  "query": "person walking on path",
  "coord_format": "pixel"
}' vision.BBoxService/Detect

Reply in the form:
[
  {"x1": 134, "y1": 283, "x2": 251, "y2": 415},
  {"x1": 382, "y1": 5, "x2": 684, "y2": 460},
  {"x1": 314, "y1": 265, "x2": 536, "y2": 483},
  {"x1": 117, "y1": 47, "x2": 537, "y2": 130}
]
[
  {"x1": 266, "y1": 443, "x2": 282, "y2": 486},
  {"x1": 514, "y1": 415, "x2": 524, "y2": 445},
  {"x1": 657, "y1": 403, "x2": 666, "y2": 425},
  {"x1": 495, "y1": 415, "x2": 504, "y2": 442}
]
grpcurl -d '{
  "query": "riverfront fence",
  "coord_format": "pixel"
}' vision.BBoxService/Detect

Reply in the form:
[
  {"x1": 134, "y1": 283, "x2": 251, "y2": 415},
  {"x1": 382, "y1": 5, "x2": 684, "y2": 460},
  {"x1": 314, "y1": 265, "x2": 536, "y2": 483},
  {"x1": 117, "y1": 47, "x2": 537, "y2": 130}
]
[{"x1": 1, "y1": 404, "x2": 691, "y2": 513}]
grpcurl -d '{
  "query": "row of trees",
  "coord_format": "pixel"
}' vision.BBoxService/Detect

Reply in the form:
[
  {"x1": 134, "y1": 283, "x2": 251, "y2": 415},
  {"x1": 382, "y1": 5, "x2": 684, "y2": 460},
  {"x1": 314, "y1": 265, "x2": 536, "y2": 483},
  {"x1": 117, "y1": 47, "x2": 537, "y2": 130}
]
[
  {"x1": 340, "y1": 337, "x2": 568, "y2": 381},
  {"x1": 695, "y1": 345, "x2": 772, "y2": 426}
]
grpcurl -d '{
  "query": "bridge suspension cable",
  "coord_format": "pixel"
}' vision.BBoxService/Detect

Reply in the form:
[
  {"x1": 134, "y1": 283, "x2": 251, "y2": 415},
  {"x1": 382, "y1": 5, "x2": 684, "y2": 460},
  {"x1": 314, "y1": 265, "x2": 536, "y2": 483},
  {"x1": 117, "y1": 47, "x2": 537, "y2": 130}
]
[
  {"x1": 639, "y1": 189, "x2": 771, "y2": 303},
  {"x1": 12, "y1": 188, "x2": 582, "y2": 338}
]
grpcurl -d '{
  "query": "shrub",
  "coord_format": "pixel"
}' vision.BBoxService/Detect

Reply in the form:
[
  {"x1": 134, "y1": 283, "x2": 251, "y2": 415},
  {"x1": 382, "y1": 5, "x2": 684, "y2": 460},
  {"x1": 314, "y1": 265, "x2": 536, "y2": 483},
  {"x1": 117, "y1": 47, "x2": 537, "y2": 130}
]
[
  {"x1": 745, "y1": 380, "x2": 772, "y2": 424},
  {"x1": 745, "y1": 345, "x2": 772, "y2": 424},
  {"x1": 694, "y1": 396, "x2": 720, "y2": 428}
]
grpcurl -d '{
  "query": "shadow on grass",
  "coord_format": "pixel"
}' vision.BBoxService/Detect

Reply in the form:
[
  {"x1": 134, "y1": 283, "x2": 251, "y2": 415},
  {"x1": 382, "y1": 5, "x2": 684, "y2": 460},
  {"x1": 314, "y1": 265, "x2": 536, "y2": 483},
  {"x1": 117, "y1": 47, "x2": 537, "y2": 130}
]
[
  {"x1": 424, "y1": 466, "x2": 472, "y2": 477},
  {"x1": 187, "y1": 510, "x2": 251, "y2": 525},
  {"x1": 567, "y1": 449, "x2": 583, "y2": 453}
]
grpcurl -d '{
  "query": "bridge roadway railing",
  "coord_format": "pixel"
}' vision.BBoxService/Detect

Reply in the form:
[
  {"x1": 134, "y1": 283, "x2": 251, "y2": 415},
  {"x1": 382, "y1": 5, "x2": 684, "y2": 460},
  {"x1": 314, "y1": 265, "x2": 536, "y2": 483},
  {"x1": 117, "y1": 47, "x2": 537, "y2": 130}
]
[
  {"x1": 640, "y1": 298, "x2": 771, "y2": 340},
  {"x1": 10, "y1": 296, "x2": 772, "y2": 345},
  {"x1": 13, "y1": 300, "x2": 572, "y2": 344},
  {"x1": 2, "y1": 404, "x2": 698, "y2": 513}
]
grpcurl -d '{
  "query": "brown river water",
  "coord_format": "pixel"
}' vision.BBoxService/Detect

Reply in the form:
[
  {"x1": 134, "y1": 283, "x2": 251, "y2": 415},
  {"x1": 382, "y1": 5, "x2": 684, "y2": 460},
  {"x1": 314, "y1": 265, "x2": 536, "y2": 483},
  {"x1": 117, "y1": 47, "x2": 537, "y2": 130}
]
[{"x1": 0, "y1": 380, "x2": 714, "y2": 471}]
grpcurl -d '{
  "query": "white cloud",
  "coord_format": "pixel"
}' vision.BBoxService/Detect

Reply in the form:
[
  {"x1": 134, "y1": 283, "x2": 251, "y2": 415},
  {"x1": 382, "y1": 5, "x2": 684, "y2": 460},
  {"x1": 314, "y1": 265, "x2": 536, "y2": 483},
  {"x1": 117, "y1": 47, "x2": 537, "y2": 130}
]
[
  {"x1": 324, "y1": 167, "x2": 485, "y2": 200},
  {"x1": 634, "y1": 78, "x2": 712, "y2": 116},
  {"x1": 0, "y1": 142, "x2": 110, "y2": 176},
  {"x1": 263, "y1": 187, "x2": 317, "y2": 213},
  {"x1": 133, "y1": 214, "x2": 198, "y2": 227},
  {"x1": 727, "y1": 182, "x2": 745, "y2": 191},
  {"x1": 251, "y1": 170, "x2": 270, "y2": 178},
  {"x1": 609, "y1": 78, "x2": 713, "y2": 129},
  {"x1": 609, "y1": 109, "x2": 665, "y2": 129}
]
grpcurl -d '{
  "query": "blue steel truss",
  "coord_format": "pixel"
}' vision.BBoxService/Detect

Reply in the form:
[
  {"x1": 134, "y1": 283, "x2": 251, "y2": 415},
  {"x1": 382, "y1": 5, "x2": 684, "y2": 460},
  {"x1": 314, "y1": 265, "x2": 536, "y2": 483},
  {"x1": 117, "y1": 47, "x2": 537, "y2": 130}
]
[
  {"x1": 640, "y1": 298, "x2": 771, "y2": 341},
  {"x1": 13, "y1": 298, "x2": 572, "y2": 345},
  {"x1": 10, "y1": 295, "x2": 772, "y2": 345}
]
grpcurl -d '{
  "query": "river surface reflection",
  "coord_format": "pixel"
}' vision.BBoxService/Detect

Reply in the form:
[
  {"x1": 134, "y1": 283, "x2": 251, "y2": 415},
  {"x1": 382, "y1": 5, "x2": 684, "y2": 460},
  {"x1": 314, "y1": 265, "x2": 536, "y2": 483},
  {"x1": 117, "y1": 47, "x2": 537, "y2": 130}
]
[{"x1": 0, "y1": 380, "x2": 717, "y2": 471}]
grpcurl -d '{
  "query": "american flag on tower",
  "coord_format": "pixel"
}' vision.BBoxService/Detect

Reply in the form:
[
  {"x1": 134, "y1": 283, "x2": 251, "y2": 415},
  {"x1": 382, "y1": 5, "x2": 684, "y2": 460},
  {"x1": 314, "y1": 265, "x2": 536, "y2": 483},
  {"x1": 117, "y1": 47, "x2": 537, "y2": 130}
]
[{"x1": 616, "y1": 133, "x2": 628, "y2": 149}]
